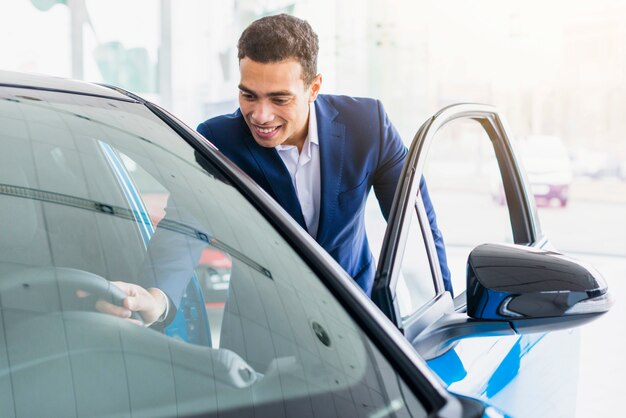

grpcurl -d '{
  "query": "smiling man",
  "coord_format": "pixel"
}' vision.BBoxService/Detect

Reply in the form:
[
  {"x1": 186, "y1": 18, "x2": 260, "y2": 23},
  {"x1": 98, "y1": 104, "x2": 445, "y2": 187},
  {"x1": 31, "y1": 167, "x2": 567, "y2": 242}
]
[{"x1": 197, "y1": 14, "x2": 450, "y2": 295}]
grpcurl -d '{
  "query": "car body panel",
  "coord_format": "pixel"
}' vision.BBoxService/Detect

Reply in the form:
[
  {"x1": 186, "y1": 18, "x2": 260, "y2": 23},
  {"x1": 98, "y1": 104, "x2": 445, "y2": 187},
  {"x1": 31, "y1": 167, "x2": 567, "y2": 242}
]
[
  {"x1": 0, "y1": 69, "x2": 134, "y2": 101},
  {"x1": 429, "y1": 330, "x2": 580, "y2": 417}
]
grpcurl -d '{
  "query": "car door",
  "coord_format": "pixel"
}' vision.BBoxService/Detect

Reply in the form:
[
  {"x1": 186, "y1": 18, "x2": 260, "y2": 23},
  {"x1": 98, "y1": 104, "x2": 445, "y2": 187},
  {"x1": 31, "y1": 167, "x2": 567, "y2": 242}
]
[{"x1": 371, "y1": 104, "x2": 582, "y2": 417}]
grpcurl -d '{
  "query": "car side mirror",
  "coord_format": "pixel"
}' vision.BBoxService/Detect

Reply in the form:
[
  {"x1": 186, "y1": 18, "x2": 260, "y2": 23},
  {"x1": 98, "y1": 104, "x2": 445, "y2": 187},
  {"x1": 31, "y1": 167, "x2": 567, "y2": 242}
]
[
  {"x1": 413, "y1": 243, "x2": 612, "y2": 360},
  {"x1": 467, "y1": 243, "x2": 612, "y2": 330}
]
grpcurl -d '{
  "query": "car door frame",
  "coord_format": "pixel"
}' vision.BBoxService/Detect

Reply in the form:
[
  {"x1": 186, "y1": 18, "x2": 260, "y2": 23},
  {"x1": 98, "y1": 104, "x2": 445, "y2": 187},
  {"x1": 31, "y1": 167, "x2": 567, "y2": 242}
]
[{"x1": 372, "y1": 103, "x2": 546, "y2": 334}]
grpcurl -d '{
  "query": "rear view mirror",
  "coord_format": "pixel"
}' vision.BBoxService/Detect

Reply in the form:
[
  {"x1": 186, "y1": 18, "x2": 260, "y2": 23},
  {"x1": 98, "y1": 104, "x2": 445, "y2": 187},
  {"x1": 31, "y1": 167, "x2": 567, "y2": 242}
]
[{"x1": 467, "y1": 243, "x2": 612, "y2": 328}]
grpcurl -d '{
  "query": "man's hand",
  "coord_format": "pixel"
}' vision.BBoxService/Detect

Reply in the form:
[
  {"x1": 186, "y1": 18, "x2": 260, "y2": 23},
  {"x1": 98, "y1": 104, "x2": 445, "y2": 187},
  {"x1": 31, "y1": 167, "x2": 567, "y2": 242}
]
[{"x1": 95, "y1": 281, "x2": 168, "y2": 326}]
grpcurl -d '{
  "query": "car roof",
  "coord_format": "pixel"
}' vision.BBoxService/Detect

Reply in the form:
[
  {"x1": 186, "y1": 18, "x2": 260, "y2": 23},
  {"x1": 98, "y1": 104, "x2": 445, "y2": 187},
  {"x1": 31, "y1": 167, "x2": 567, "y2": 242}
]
[{"x1": 0, "y1": 70, "x2": 133, "y2": 101}]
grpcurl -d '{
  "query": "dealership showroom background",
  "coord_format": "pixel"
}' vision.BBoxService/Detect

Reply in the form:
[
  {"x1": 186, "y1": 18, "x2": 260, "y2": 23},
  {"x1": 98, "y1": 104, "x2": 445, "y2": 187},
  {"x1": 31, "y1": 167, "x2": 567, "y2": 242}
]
[{"x1": 1, "y1": 0, "x2": 625, "y2": 416}]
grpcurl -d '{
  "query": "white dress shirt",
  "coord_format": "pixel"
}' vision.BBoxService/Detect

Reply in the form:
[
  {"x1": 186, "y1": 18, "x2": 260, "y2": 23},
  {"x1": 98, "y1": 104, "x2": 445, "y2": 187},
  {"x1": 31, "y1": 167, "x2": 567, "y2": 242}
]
[{"x1": 275, "y1": 104, "x2": 321, "y2": 238}]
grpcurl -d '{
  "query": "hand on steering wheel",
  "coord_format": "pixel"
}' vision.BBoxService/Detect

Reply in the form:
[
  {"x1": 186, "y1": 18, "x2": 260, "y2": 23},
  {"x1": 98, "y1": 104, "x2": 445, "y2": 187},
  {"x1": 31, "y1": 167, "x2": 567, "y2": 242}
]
[
  {"x1": 93, "y1": 281, "x2": 167, "y2": 326},
  {"x1": 0, "y1": 266, "x2": 151, "y2": 325}
]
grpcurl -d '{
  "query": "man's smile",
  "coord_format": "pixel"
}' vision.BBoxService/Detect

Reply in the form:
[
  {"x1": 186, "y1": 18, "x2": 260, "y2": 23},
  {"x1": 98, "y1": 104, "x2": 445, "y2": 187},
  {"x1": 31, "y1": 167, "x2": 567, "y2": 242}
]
[{"x1": 252, "y1": 124, "x2": 281, "y2": 138}]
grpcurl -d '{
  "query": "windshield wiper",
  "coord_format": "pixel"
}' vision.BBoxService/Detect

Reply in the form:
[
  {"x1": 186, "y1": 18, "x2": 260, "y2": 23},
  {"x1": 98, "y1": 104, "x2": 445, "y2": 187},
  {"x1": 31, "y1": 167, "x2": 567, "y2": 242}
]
[{"x1": 0, "y1": 183, "x2": 272, "y2": 279}]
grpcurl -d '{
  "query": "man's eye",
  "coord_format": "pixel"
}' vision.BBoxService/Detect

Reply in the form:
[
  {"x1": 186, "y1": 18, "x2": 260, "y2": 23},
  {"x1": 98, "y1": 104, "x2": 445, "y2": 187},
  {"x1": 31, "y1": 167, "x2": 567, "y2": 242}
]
[
  {"x1": 272, "y1": 98, "x2": 289, "y2": 105},
  {"x1": 240, "y1": 92, "x2": 255, "y2": 101}
]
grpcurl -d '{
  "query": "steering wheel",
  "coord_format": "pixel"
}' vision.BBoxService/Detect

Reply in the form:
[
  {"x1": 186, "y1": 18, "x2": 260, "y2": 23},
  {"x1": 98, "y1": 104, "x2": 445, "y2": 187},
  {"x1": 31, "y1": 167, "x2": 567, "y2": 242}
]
[{"x1": 0, "y1": 266, "x2": 144, "y2": 324}]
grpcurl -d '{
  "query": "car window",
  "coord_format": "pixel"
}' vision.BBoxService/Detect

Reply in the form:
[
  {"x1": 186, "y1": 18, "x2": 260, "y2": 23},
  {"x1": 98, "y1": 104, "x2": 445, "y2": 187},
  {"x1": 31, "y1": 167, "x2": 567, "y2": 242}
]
[
  {"x1": 421, "y1": 119, "x2": 515, "y2": 299},
  {"x1": 396, "y1": 204, "x2": 437, "y2": 318},
  {"x1": 0, "y1": 86, "x2": 429, "y2": 418}
]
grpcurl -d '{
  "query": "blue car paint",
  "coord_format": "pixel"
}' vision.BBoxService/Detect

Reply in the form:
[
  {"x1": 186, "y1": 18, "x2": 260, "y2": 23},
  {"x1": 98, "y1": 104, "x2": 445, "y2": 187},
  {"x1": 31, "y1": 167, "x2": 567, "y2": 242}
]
[
  {"x1": 468, "y1": 287, "x2": 512, "y2": 320},
  {"x1": 428, "y1": 330, "x2": 580, "y2": 417}
]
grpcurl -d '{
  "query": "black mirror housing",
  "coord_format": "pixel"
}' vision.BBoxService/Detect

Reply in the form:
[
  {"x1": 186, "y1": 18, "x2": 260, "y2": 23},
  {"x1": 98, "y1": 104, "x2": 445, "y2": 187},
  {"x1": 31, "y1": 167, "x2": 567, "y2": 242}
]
[
  {"x1": 412, "y1": 243, "x2": 612, "y2": 360},
  {"x1": 467, "y1": 243, "x2": 612, "y2": 320}
]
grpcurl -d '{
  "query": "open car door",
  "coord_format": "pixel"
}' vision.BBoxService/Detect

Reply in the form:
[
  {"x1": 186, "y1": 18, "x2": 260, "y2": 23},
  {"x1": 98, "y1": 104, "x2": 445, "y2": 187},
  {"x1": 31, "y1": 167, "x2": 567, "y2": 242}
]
[
  {"x1": 370, "y1": 104, "x2": 611, "y2": 416},
  {"x1": 372, "y1": 104, "x2": 545, "y2": 327}
]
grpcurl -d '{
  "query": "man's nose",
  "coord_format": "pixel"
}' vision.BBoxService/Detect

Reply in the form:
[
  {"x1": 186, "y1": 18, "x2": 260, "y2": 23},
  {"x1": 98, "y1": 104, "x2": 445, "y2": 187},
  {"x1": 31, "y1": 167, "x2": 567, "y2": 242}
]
[{"x1": 251, "y1": 101, "x2": 274, "y2": 124}]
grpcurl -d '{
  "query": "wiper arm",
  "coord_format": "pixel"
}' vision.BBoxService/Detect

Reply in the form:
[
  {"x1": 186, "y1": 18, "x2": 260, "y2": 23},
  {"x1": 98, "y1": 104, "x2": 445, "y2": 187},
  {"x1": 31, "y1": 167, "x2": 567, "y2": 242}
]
[{"x1": 0, "y1": 183, "x2": 272, "y2": 279}]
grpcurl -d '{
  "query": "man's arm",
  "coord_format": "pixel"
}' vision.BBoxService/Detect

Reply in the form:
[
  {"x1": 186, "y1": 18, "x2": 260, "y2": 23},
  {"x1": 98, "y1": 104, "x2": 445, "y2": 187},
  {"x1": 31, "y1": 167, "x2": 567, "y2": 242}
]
[{"x1": 96, "y1": 203, "x2": 208, "y2": 325}]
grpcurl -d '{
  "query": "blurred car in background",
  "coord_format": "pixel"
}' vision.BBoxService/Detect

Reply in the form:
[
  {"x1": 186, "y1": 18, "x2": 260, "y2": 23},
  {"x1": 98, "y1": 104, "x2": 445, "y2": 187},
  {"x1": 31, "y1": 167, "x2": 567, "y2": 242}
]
[
  {"x1": 519, "y1": 136, "x2": 573, "y2": 207},
  {"x1": 493, "y1": 135, "x2": 573, "y2": 207}
]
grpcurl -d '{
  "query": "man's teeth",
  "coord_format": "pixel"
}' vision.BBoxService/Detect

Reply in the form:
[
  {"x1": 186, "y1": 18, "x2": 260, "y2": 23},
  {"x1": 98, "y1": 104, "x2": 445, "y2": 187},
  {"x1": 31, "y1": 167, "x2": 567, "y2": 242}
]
[{"x1": 257, "y1": 126, "x2": 277, "y2": 134}]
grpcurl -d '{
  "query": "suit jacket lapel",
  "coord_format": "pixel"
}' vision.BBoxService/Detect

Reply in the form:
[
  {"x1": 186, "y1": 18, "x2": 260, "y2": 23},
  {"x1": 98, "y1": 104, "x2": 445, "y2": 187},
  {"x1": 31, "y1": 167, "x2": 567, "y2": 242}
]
[
  {"x1": 315, "y1": 97, "x2": 346, "y2": 246},
  {"x1": 243, "y1": 133, "x2": 308, "y2": 229}
]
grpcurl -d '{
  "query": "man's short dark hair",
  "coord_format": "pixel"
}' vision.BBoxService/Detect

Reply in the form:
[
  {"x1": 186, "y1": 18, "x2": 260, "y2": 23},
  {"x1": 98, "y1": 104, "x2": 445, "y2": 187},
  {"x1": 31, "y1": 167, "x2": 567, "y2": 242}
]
[{"x1": 238, "y1": 14, "x2": 319, "y2": 85}]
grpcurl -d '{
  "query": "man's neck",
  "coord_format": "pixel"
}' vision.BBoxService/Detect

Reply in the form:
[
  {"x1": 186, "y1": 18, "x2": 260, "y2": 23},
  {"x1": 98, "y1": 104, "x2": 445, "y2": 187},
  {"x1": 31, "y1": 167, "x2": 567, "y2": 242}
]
[{"x1": 284, "y1": 116, "x2": 309, "y2": 153}]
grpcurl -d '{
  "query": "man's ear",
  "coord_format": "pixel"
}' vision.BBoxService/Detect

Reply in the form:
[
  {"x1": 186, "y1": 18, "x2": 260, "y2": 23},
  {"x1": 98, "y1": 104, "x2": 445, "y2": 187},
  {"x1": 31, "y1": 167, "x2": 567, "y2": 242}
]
[{"x1": 309, "y1": 74, "x2": 322, "y2": 102}]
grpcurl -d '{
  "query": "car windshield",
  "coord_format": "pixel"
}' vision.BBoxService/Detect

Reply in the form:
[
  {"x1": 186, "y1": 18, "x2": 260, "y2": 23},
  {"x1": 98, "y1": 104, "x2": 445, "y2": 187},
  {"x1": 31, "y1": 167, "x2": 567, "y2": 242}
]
[{"x1": 0, "y1": 85, "x2": 428, "y2": 417}]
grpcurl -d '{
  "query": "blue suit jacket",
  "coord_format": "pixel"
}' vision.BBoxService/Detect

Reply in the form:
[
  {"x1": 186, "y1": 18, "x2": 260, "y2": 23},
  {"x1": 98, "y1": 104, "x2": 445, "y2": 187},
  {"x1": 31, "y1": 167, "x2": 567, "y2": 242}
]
[{"x1": 198, "y1": 94, "x2": 450, "y2": 295}]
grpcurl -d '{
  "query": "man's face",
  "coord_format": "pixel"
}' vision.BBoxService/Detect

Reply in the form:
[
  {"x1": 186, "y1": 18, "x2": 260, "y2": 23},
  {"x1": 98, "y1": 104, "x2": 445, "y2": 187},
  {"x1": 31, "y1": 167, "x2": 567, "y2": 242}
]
[{"x1": 238, "y1": 57, "x2": 321, "y2": 149}]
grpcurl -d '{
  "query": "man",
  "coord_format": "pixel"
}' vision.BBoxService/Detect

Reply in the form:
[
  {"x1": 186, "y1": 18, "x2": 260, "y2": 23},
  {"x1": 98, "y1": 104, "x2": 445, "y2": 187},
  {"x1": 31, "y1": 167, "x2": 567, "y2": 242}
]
[
  {"x1": 197, "y1": 14, "x2": 450, "y2": 295},
  {"x1": 101, "y1": 13, "x2": 450, "y2": 325}
]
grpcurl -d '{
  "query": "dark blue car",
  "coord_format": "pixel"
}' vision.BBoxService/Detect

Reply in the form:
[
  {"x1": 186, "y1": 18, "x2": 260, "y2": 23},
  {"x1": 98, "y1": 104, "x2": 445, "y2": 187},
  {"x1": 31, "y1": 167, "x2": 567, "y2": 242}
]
[{"x1": 0, "y1": 71, "x2": 612, "y2": 417}]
